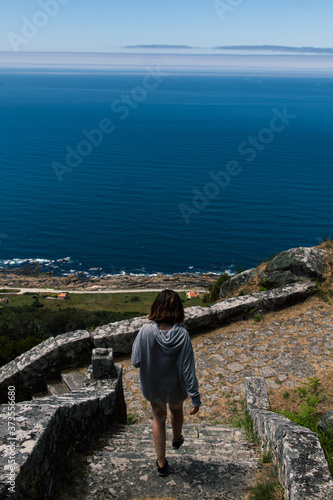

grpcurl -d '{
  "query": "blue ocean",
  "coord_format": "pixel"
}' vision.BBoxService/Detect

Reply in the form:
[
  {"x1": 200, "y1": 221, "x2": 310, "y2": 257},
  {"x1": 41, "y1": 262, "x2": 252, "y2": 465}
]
[{"x1": 0, "y1": 69, "x2": 332, "y2": 277}]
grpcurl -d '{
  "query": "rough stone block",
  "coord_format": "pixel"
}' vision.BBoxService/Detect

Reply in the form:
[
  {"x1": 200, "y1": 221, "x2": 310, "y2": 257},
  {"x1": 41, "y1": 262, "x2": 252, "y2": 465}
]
[
  {"x1": 13, "y1": 337, "x2": 62, "y2": 396},
  {"x1": 219, "y1": 268, "x2": 259, "y2": 298},
  {"x1": 260, "y1": 246, "x2": 327, "y2": 287},
  {"x1": 16, "y1": 337, "x2": 60, "y2": 378},
  {"x1": 274, "y1": 352, "x2": 315, "y2": 378},
  {"x1": 318, "y1": 410, "x2": 333, "y2": 434},
  {"x1": 211, "y1": 295, "x2": 260, "y2": 321},
  {"x1": 281, "y1": 430, "x2": 333, "y2": 499},
  {"x1": 46, "y1": 381, "x2": 68, "y2": 396},
  {"x1": 61, "y1": 371, "x2": 86, "y2": 391},
  {"x1": 252, "y1": 282, "x2": 315, "y2": 313},
  {"x1": 244, "y1": 377, "x2": 270, "y2": 411},
  {"x1": 183, "y1": 306, "x2": 214, "y2": 332},
  {"x1": 0, "y1": 360, "x2": 25, "y2": 405},
  {"x1": 92, "y1": 348, "x2": 115, "y2": 379},
  {"x1": 55, "y1": 329, "x2": 92, "y2": 365},
  {"x1": 92, "y1": 317, "x2": 149, "y2": 353}
]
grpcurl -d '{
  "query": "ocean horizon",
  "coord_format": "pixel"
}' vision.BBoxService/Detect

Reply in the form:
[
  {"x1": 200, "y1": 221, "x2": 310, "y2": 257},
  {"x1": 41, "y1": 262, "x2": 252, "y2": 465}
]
[{"x1": 0, "y1": 68, "x2": 332, "y2": 278}]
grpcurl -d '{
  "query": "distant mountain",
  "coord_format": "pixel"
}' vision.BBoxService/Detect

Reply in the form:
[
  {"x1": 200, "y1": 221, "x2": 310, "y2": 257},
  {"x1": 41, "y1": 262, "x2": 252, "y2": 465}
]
[
  {"x1": 214, "y1": 45, "x2": 333, "y2": 54},
  {"x1": 122, "y1": 44, "x2": 333, "y2": 54},
  {"x1": 124, "y1": 44, "x2": 196, "y2": 50}
]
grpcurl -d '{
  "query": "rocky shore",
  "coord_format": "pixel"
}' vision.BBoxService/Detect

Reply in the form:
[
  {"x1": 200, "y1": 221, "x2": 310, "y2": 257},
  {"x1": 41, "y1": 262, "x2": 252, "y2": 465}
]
[{"x1": 0, "y1": 269, "x2": 218, "y2": 292}]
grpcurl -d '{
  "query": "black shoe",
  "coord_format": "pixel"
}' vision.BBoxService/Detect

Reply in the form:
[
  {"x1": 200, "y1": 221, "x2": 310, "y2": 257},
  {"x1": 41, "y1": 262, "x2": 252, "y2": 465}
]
[
  {"x1": 172, "y1": 434, "x2": 184, "y2": 449},
  {"x1": 156, "y1": 458, "x2": 169, "y2": 477}
]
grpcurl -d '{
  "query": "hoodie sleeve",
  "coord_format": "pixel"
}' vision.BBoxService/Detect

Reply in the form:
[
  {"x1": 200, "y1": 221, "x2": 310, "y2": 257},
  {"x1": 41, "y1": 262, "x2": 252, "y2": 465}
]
[
  {"x1": 131, "y1": 328, "x2": 142, "y2": 368},
  {"x1": 182, "y1": 334, "x2": 201, "y2": 407}
]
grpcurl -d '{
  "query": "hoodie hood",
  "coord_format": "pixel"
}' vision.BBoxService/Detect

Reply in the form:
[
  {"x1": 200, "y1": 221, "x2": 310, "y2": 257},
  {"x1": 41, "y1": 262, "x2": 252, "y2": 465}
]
[{"x1": 153, "y1": 323, "x2": 186, "y2": 354}]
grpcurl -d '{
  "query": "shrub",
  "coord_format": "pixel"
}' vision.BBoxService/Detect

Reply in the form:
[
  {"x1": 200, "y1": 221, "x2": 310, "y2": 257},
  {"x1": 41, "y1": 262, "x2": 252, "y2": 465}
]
[
  {"x1": 127, "y1": 413, "x2": 138, "y2": 425},
  {"x1": 208, "y1": 273, "x2": 231, "y2": 302}
]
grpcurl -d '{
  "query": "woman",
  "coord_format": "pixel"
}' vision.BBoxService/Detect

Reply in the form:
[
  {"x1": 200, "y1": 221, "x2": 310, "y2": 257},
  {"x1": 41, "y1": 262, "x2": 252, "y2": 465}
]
[{"x1": 131, "y1": 289, "x2": 201, "y2": 476}]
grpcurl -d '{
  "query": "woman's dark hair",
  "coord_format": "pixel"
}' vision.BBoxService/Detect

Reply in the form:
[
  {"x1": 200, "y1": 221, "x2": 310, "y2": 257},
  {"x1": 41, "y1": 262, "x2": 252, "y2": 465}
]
[{"x1": 148, "y1": 289, "x2": 184, "y2": 324}]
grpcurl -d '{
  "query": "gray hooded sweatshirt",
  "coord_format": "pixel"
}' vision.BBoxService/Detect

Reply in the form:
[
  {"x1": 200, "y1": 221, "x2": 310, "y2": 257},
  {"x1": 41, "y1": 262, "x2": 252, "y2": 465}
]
[{"x1": 131, "y1": 322, "x2": 201, "y2": 407}]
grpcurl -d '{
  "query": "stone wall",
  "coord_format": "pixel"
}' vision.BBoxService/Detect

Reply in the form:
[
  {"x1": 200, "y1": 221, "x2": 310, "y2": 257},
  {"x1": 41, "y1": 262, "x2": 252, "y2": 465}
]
[
  {"x1": 0, "y1": 363, "x2": 126, "y2": 500},
  {"x1": 244, "y1": 377, "x2": 333, "y2": 499},
  {"x1": 0, "y1": 281, "x2": 315, "y2": 404}
]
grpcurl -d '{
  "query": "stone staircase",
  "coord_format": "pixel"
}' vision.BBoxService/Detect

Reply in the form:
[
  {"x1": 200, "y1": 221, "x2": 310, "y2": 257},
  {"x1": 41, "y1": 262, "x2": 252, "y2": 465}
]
[
  {"x1": 30, "y1": 365, "x2": 262, "y2": 499},
  {"x1": 31, "y1": 367, "x2": 89, "y2": 398},
  {"x1": 38, "y1": 367, "x2": 262, "y2": 499},
  {"x1": 57, "y1": 423, "x2": 260, "y2": 500}
]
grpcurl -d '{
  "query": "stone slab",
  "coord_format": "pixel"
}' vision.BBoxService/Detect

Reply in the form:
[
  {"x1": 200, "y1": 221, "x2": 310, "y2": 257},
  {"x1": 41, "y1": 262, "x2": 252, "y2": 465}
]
[
  {"x1": 16, "y1": 337, "x2": 60, "y2": 377},
  {"x1": 47, "y1": 381, "x2": 68, "y2": 396},
  {"x1": 55, "y1": 329, "x2": 92, "y2": 365},
  {"x1": 219, "y1": 268, "x2": 259, "y2": 298},
  {"x1": 92, "y1": 317, "x2": 150, "y2": 353},
  {"x1": 251, "y1": 282, "x2": 315, "y2": 311},
  {"x1": 0, "y1": 361, "x2": 24, "y2": 405},
  {"x1": 318, "y1": 410, "x2": 333, "y2": 434},
  {"x1": 244, "y1": 377, "x2": 270, "y2": 411},
  {"x1": 274, "y1": 353, "x2": 315, "y2": 378},
  {"x1": 183, "y1": 305, "x2": 214, "y2": 331},
  {"x1": 61, "y1": 371, "x2": 86, "y2": 392},
  {"x1": 211, "y1": 295, "x2": 260, "y2": 320}
]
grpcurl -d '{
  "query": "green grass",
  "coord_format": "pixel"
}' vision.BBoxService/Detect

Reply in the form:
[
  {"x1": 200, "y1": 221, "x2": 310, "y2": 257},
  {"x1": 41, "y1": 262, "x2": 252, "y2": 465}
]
[
  {"x1": 249, "y1": 308, "x2": 265, "y2": 323},
  {"x1": 274, "y1": 377, "x2": 333, "y2": 476},
  {"x1": 1, "y1": 291, "x2": 204, "y2": 313},
  {"x1": 248, "y1": 479, "x2": 281, "y2": 500},
  {"x1": 253, "y1": 312, "x2": 264, "y2": 323},
  {"x1": 232, "y1": 414, "x2": 283, "y2": 498},
  {"x1": 261, "y1": 450, "x2": 274, "y2": 465},
  {"x1": 126, "y1": 413, "x2": 139, "y2": 425},
  {"x1": 230, "y1": 411, "x2": 259, "y2": 444}
]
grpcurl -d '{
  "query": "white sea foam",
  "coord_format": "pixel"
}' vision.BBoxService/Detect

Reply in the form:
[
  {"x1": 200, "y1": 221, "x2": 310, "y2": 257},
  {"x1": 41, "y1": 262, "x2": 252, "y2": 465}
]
[{"x1": 0, "y1": 256, "x2": 236, "y2": 278}]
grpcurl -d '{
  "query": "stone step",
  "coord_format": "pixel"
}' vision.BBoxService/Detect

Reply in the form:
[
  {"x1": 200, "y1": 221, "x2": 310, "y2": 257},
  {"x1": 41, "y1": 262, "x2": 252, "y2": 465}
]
[
  {"x1": 61, "y1": 370, "x2": 86, "y2": 391},
  {"x1": 47, "y1": 380, "x2": 69, "y2": 396},
  {"x1": 59, "y1": 423, "x2": 260, "y2": 499}
]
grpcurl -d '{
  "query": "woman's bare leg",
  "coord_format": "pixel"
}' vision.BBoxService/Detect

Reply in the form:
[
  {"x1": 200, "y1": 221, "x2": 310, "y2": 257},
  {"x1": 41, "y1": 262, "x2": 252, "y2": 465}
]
[
  {"x1": 169, "y1": 400, "x2": 184, "y2": 441},
  {"x1": 151, "y1": 403, "x2": 167, "y2": 467}
]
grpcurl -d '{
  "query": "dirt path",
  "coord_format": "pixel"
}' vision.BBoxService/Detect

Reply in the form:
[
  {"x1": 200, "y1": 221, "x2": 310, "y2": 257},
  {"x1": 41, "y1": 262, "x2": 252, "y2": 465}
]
[{"x1": 0, "y1": 286, "x2": 205, "y2": 295}]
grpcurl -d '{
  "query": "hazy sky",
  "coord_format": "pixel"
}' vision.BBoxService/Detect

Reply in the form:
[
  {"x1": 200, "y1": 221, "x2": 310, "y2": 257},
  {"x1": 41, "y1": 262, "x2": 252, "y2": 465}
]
[{"x1": 1, "y1": 0, "x2": 333, "y2": 53}]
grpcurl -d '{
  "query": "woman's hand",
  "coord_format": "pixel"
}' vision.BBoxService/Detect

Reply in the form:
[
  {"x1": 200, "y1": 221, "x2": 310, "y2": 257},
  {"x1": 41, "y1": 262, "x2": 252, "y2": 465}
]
[{"x1": 189, "y1": 406, "x2": 200, "y2": 415}]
